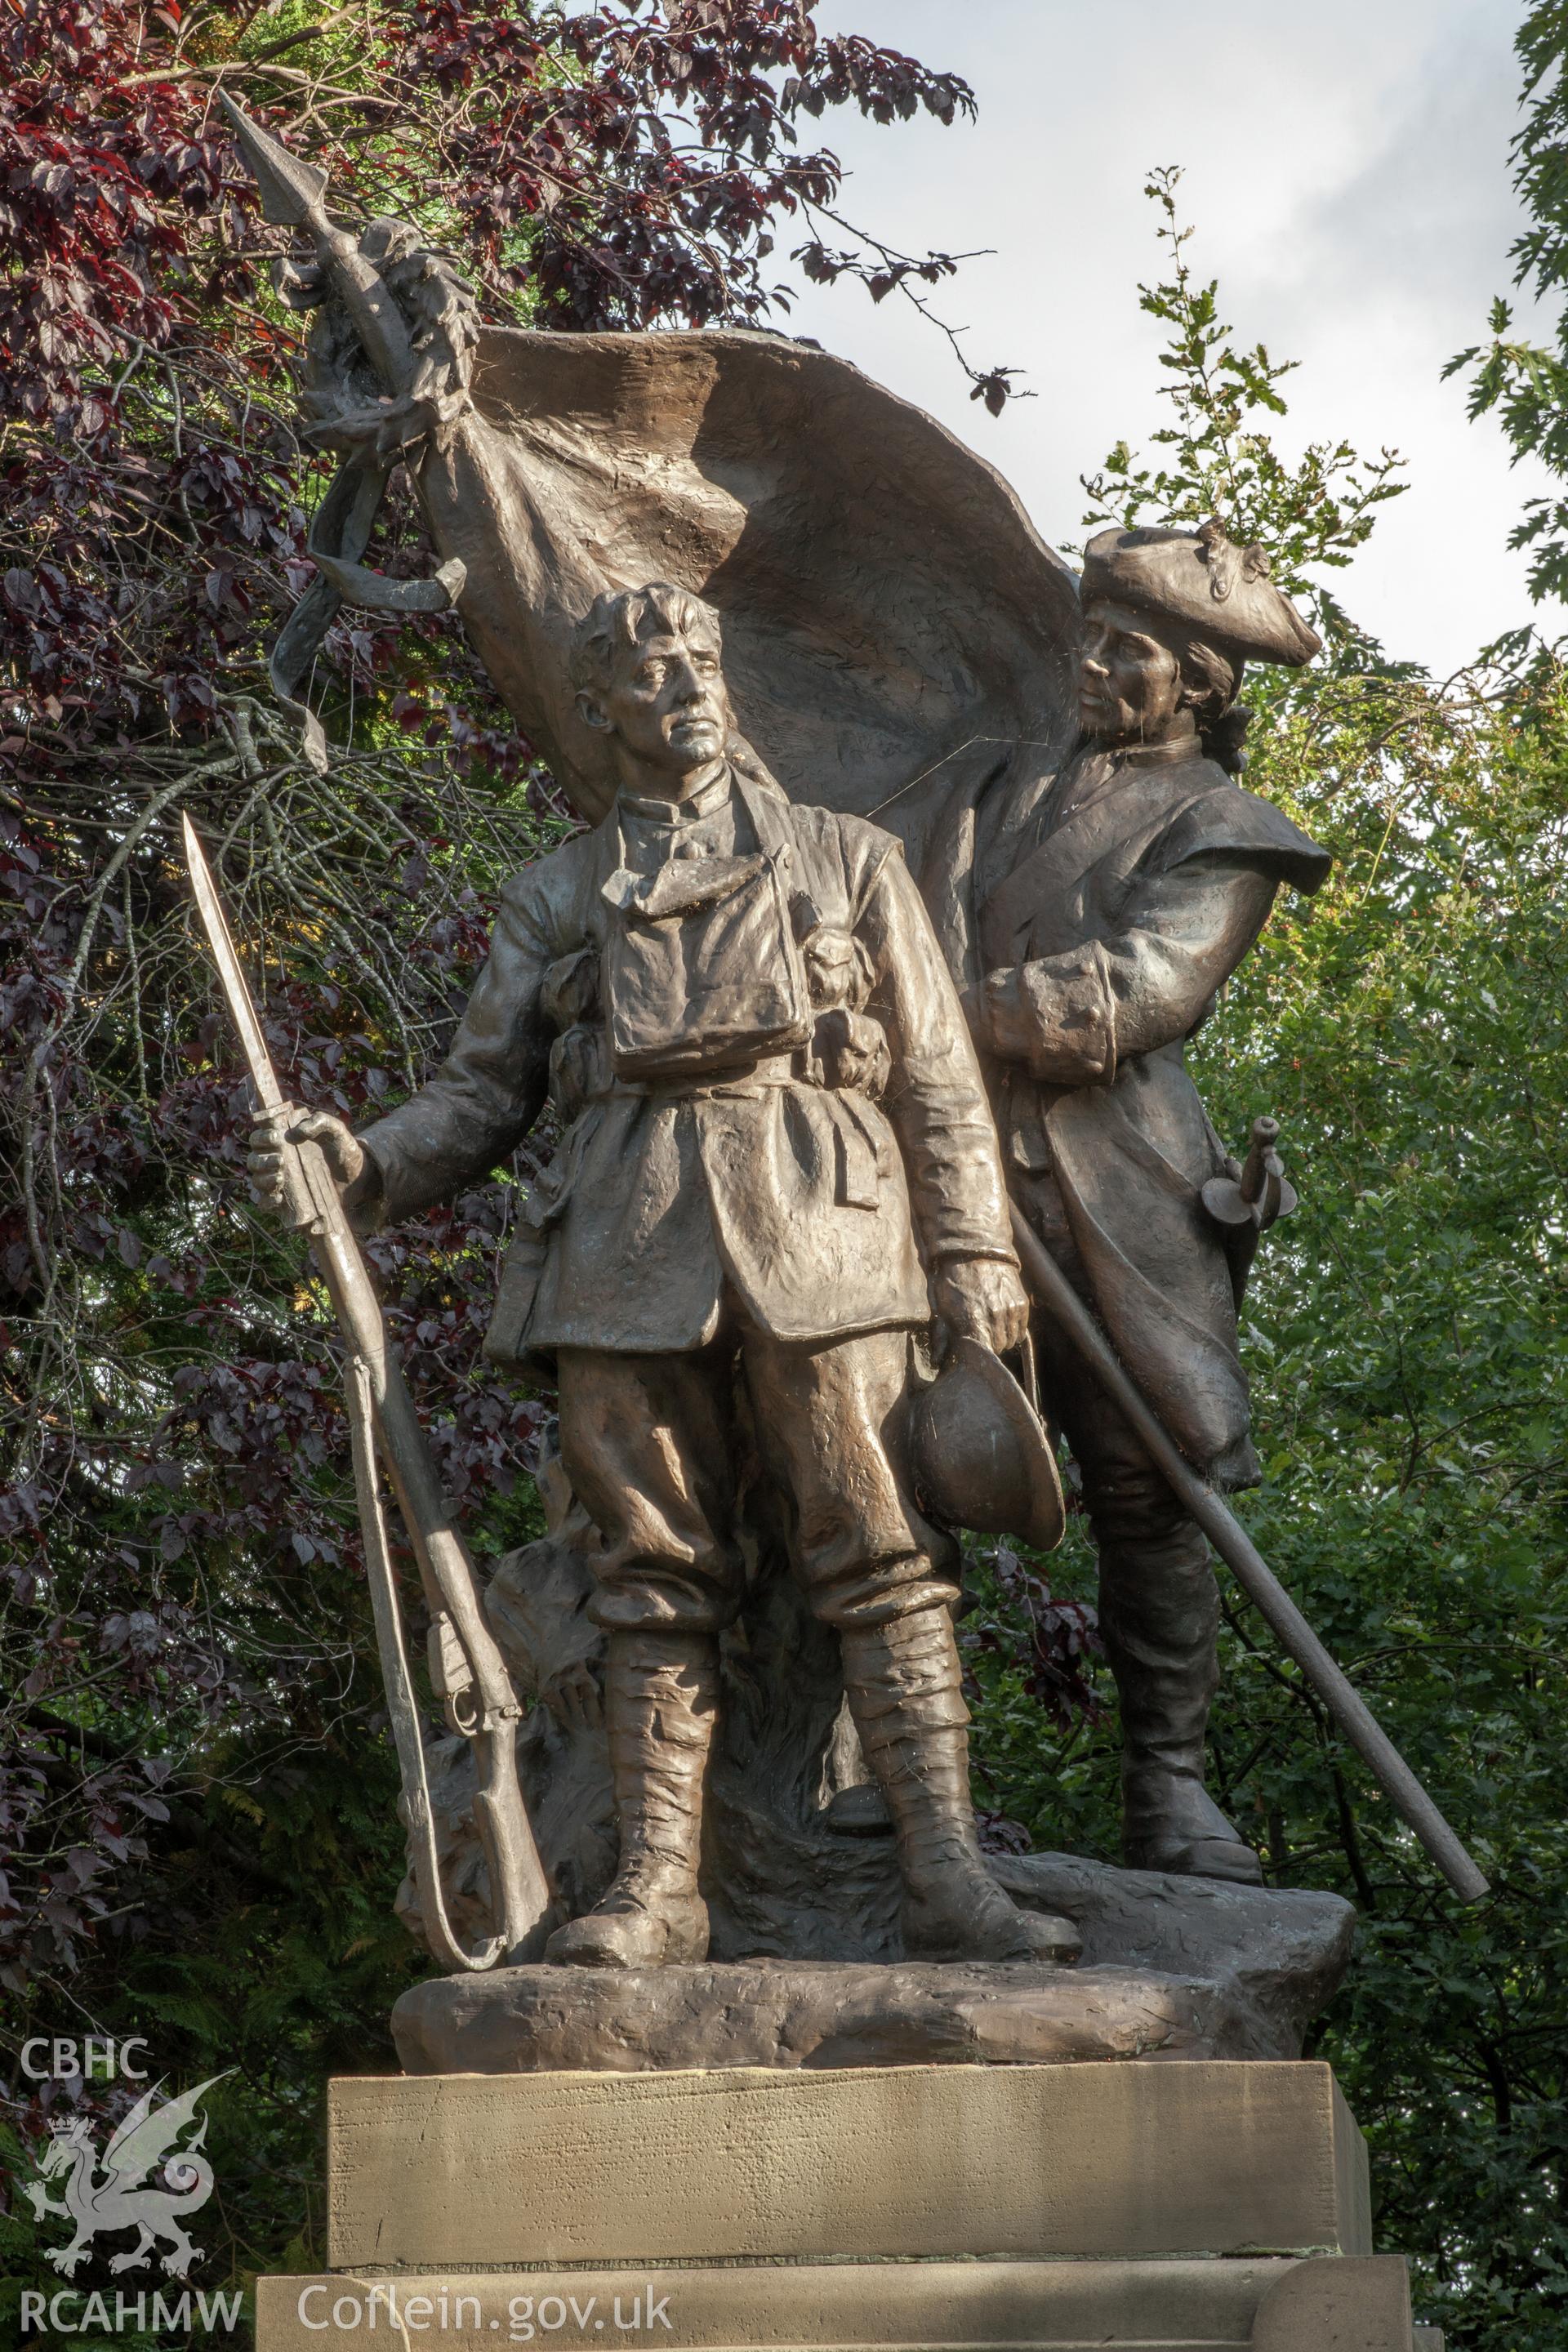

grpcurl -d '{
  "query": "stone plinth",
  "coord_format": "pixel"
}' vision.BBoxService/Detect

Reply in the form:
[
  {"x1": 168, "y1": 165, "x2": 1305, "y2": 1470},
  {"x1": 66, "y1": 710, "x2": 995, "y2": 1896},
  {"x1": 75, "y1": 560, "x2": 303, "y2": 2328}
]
[
  {"x1": 257, "y1": 2256, "x2": 1420, "y2": 2351},
  {"x1": 327, "y1": 2060, "x2": 1370, "y2": 2269},
  {"x1": 253, "y1": 2060, "x2": 1428, "y2": 2352},
  {"x1": 393, "y1": 1856, "x2": 1355, "y2": 2075}
]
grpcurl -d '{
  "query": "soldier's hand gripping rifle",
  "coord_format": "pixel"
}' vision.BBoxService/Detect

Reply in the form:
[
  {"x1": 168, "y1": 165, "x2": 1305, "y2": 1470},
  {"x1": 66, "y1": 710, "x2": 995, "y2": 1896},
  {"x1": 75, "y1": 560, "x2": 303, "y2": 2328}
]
[
  {"x1": 183, "y1": 816, "x2": 551, "y2": 1968},
  {"x1": 1007, "y1": 1202, "x2": 1491, "y2": 1906}
]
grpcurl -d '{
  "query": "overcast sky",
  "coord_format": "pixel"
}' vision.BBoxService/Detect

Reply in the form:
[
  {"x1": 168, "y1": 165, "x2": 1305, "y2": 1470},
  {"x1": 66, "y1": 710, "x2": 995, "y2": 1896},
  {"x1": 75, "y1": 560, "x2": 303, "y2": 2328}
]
[{"x1": 782, "y1": 0, "x2": 1555, "y2": 674}]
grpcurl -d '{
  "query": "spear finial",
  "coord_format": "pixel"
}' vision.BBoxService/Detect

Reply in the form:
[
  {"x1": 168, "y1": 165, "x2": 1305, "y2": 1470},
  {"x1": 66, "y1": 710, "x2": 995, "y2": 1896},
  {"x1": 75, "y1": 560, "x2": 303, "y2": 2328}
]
[
  {"x1": 220, "y1": 92, "x2": 414, "y2": 394},
  {"x1": 219, "y1": 91, "x2": 330, "y2": 229}
]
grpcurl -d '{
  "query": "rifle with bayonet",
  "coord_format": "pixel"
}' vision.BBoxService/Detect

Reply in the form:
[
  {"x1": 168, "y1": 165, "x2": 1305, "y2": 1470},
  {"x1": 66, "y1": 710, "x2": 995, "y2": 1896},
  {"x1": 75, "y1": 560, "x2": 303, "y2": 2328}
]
[{"x1": 182, "y1": 814, "x2": 551, "y2": 1967}]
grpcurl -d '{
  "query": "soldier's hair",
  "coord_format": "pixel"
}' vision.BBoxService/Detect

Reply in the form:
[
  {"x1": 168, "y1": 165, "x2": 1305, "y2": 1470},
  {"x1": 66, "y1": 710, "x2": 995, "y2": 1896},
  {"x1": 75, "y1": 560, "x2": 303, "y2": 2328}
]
[
  {"x1": 1173, "y1": 635, "x2": 1252, "y2": 777},
  {"x1": 1143, "y1": 612, "x2": 1253, "y2": 777},
  {"x1": 568, "y1": 581, "x2": 724, "y2": 695}
]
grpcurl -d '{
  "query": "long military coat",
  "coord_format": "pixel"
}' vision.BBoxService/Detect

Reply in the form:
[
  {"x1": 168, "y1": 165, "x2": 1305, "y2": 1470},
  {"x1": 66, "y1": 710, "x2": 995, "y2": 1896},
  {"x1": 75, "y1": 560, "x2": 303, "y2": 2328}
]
[
  {"x1": 964, "y1": 736, "x2": 1331, "y2": 1489},
  {"x1": 354, "y1": 768, "x2": 1017, "y2": 1365}
]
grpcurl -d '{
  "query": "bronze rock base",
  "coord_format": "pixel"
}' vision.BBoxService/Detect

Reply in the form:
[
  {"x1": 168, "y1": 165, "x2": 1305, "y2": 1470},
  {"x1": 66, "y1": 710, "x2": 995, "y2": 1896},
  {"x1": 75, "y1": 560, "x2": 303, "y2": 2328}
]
[{"x1": 391, "y1": 1851, "x2": 1354, "y2": 2074}]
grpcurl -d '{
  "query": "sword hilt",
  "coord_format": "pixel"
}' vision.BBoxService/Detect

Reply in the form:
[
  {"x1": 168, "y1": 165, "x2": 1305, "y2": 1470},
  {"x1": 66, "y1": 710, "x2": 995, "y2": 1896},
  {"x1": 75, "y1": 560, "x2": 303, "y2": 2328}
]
[{"x1": 1202, "y1": 1113, "x2": 1298, "y2": 1234}]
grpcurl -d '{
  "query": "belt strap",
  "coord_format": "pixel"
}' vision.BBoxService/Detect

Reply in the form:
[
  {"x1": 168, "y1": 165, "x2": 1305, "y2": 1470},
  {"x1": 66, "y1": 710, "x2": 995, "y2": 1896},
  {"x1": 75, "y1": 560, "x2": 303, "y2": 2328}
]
[{"x1": 591, "y1": 1051, "x2": 805, "y2": 1103}]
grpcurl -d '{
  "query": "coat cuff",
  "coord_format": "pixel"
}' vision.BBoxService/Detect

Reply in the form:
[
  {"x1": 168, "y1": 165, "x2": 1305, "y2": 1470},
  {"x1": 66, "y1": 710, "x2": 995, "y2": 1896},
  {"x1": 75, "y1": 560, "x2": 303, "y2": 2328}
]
[
  {"x1": 928, "y1": 1242, "x2": 1020, "y2": 1268},
  {"x1": 345, "y1": 1134, "x2": 390, "y2": 1236},
  {"x1": 973, "y1": 947, "x2": 1117, "y2": 1085}
]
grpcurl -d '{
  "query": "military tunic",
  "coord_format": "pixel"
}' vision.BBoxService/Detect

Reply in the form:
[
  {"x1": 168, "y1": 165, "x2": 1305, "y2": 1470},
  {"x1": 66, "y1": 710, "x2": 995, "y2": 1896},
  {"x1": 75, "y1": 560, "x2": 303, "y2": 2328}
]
[
  {"x1": 351, "y1": 765, "x2": 1018, "y2": 1633},
  {"x1": 354, "y1": 767, "x2": 1014, "y2": 1360}
]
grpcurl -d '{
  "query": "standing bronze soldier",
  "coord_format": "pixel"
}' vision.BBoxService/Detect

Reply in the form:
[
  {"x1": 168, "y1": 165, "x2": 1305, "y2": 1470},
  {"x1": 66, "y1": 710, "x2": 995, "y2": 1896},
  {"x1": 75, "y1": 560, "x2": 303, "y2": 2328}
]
[
  {"x1": 962, "y1": 523, "x2": 1331, "y2": 1883},
  {"x1": 252, "y1": 581, "x2": 1077, "y2": 1970}
]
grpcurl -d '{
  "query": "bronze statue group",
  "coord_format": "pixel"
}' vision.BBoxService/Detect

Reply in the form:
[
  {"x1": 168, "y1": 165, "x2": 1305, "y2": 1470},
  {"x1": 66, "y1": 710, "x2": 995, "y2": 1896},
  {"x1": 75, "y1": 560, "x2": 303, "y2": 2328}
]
[
  {"x1": 227, "y1": 96, "x2": 1481, "y2": 1971},
  {"x1": 252, "y1": 522, "x2": 1330, "y2": 1970}
]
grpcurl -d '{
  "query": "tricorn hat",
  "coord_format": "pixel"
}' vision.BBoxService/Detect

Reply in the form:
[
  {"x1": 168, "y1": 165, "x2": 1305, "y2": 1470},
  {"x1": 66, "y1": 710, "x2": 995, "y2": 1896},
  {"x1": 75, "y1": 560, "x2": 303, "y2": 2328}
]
[
  {"x1": 911, "y1": 1337, "x2": 1065, "y2": 1553},
  {"x1": 1081, "y1": 519, "x2": 1321, "y2": 668}
]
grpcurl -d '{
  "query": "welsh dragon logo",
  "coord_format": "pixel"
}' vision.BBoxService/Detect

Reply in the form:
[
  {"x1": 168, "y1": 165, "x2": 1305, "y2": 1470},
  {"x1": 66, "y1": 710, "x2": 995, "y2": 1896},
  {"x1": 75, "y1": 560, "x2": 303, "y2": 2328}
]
[{"x1": 24, "y1": 2075, "x2": 229, "y2": 2278}]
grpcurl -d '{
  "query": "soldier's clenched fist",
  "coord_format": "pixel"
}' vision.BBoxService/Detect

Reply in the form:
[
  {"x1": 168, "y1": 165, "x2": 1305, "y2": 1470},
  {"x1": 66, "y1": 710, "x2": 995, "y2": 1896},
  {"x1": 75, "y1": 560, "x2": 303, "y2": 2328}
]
[
  {"x1": 247, "y1": 1108, "x2": 366, "y2": 1214},
  {"x1": 930, "y1": 1257, "x2": 1031, "y2": 1356}
]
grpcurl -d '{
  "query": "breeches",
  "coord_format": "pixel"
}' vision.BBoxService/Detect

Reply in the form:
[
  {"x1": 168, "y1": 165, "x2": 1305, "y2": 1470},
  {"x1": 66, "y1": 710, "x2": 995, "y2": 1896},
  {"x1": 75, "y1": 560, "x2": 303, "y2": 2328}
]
[
  {"x1": 1018, "y1": 1172, "x2": 1217, "y2": 1669},
  {"x1": 557, "y1": 1318, "x2": 959, "y2": 1636}
]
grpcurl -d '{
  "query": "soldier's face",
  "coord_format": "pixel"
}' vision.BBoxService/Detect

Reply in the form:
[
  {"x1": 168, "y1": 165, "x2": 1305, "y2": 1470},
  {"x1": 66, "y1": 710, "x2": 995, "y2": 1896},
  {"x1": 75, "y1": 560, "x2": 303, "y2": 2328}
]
[
  {"x1": 1079, "y1": 600, "x2": 1187, "y2": 746},
  {"x1": 597, "y1": 622, "x2": 733, "y2": 780}
]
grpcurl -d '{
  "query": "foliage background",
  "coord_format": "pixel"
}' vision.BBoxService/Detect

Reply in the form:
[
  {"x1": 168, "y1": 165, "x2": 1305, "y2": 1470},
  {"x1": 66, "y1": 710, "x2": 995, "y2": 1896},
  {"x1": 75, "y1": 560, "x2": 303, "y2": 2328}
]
[
  {"x1": 2, "y1": 8, "x2": 1566, "y2": 2352},
  {"x1": 964, "y1": 162, "x2": 1568, "y2": 2350}
]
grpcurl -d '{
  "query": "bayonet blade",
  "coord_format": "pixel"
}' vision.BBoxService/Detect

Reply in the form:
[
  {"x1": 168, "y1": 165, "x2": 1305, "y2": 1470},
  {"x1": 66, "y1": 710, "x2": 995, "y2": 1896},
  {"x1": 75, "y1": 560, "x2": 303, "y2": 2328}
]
[
  {"x1": 220, "y1": 92, "x2": 329, "y2": 229},
  {"x1": 181, "y1": 812, "x2": 286, "y2": 1117}
]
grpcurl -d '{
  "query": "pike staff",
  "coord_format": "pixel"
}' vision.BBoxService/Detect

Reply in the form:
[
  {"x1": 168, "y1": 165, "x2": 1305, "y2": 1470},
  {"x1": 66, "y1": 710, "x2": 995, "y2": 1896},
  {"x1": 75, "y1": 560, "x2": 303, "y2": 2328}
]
[
  {"x1": 1009, "y1": 1204, "x2": 1490, "y2": 1906},
  {"x1": 182, "y1": 813, "x2": 550, "y2": 1967}
]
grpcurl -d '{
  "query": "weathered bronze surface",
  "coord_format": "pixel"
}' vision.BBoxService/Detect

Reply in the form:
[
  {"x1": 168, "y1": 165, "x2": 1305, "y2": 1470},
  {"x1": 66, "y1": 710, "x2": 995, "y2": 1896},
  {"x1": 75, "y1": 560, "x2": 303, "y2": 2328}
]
[
  {"x1": 223, "y1": 125, "x2": 1486, "y2": 2017},
  {"x1": 963, "y1": 525, "x2": 1332, "y2": 1885},
  {"x1": 251, "y1": 577, "x2": 1077, "y2": 1976},
  {"x1": 390, "y1": 1860, "x2": 1356, "y2": 2074}
]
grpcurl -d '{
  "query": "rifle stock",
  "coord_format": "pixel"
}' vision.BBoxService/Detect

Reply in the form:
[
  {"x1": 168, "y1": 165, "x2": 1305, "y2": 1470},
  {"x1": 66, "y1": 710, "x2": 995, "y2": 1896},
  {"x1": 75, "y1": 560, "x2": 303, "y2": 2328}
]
[{"x1": 298, "y1": 1146, "x2": 552, "y2": 1959}]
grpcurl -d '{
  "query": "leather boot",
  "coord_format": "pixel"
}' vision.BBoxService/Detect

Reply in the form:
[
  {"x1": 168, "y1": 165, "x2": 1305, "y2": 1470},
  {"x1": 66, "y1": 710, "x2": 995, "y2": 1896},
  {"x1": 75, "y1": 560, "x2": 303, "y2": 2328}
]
[
  {"x1": 1098, "y1": 1533, "x2": 1262, "y2": 1883},
  {"x1": 840, "y1": 1606, "x2": 1080, "y2": 1965},
  {"x1": 545, "y1": 1628, "x2": 715, "y2": 1966}
]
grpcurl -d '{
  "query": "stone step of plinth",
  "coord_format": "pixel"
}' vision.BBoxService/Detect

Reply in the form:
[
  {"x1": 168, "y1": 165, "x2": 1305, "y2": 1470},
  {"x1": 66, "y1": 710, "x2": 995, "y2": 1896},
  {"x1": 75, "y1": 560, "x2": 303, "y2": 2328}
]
[
  {"x1": 326, "y1": 2060, "x2": 1370, "y2": 2273},
  {"x1": 256, "y1": 2253, "x2": 1418, "y2": 2352}
]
